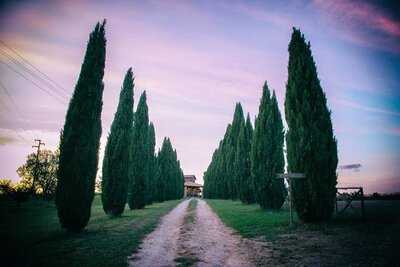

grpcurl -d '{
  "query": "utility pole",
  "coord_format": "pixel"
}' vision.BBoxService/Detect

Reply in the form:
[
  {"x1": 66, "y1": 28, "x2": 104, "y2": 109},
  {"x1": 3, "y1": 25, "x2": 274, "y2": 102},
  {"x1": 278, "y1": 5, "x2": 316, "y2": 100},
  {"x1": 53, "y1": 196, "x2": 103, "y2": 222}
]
[{"x1": 32, "y1": 139, "x2": 45, "y2": 195}]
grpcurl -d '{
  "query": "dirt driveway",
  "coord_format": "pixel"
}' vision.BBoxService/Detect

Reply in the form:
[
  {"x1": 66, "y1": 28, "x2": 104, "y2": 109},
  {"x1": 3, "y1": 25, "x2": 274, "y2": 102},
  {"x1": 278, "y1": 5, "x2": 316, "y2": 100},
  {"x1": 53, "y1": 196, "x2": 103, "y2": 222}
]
[{"x1": 128, "y1": 198, "x2": 268, "y2": 267}]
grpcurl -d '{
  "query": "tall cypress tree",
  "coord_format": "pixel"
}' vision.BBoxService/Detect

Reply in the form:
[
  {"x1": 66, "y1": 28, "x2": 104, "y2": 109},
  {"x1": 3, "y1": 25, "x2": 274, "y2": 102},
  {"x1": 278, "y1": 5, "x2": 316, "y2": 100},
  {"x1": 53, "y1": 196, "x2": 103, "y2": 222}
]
[
  {"x1": 56, "y1": 21, "x2": 106, "y2": 232},
  {"x1": 285, "y1": 28, "x2": 338, "y2": 221},
  {"x1": 251, "y1": 82, "x2": 286, "y2": 210},
  {"x1": 227, "y1": 103, "x2": 244, "y2": 199},
  {"x1": 157, "y1": 138, "x2": 183, "y2": 200},
  {"x1": 236, "y1": 113, "x2": 255, "y2": 204},
  {"x1": 154, "y1": 149, "x2": 164, "y2": 202},
  {"x1": 269, "y1": 91, "x2": 287, "y2": 209},
  {"x1": 128, "y1": 91, "x2": 149, "y2": 209},
  {"x1": 101, "y1": 68, "x2": 134, "y2": 216},
  {"x1": 147, "y1": 122, "x2": 156, "y2": 204}
]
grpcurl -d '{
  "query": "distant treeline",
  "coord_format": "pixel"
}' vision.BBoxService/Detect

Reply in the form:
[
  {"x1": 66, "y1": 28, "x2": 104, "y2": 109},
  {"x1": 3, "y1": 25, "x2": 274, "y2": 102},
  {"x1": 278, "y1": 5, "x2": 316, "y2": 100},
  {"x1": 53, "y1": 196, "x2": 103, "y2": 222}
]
[
  {"x1": 203, "y1": 28, "x2": 338, "y2": 223},
  {"x1": 56, "y1": 20, "x2": 184, "y2": 232}
]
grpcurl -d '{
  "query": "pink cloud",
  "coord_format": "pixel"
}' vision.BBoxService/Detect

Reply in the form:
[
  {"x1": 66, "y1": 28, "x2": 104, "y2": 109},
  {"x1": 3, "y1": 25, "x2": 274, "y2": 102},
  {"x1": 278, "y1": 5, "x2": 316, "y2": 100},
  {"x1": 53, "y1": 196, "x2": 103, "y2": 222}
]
[
  {"x1": 314, "y1": 0, "x2": 400, "y2": 37},
  {"x1": 333, "y1": 97, "x2": 400, "y2": 117},
  {"x1": 221, "y1": 1, "x2": 293, "y2": 27},
  {"x1": 313, "y1": 0, "x2": 400, "y2": 53}
]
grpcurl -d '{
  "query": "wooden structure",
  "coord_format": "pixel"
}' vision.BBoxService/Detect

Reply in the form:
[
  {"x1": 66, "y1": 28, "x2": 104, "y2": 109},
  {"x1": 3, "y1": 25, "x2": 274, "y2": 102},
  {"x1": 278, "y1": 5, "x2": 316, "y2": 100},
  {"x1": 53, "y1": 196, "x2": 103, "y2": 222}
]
[
  {"x1": 184, "y1": 175, "x2": 203, "y2": 197},
  {"x1": 336, "y1": 186, "x2": 365, "y2": 220},
  {"x1": 275, "y1": 172, "x2": 306, "y2": 226}
]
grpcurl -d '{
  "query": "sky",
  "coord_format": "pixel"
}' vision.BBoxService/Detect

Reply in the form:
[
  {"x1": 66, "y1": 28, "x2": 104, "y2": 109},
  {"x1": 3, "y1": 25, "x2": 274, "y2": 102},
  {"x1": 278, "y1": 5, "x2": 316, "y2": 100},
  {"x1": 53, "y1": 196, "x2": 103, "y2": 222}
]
[{"x1": 0, "y1": 0, "x2": 399, "y2": 194}]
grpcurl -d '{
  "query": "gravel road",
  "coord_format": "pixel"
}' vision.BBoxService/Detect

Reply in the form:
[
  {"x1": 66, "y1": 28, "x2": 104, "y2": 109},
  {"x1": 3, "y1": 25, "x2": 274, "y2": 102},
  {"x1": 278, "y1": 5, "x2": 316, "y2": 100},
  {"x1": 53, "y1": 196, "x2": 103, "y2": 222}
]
[{"x1": 128, "y1": 198, "x2": 268, "y2": 267}]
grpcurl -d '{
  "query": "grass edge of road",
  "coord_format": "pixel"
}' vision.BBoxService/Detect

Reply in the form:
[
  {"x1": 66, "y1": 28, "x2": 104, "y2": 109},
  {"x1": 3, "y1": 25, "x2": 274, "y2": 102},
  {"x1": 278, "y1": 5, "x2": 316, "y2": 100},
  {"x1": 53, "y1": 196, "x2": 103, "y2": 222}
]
[
  {"x1": 1, "y1": 195, "x2": 181, "y2": 267},
  {"x1": 206, "y1": 199, "x2": 295, "y2": 239},
  {"x1": 206, "y1": 198, "x2": 400, "y2": 266}
]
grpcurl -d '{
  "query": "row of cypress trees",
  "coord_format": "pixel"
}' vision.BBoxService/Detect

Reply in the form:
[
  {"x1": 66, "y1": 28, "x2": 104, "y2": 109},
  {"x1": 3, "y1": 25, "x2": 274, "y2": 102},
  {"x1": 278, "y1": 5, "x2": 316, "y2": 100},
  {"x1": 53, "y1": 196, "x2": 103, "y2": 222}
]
[
  {"x1": 203, "y1": 28, "x2": 338, "y2": 222},
  {"x1": 56, "y1": 21, "x2": 184, "y2": 232},
  {"x1": 103, "y1": 83, "x2": 184, "y2": 215},
  {"x1": 203, "y1": 83, "x2": 286, "y2": 210}
]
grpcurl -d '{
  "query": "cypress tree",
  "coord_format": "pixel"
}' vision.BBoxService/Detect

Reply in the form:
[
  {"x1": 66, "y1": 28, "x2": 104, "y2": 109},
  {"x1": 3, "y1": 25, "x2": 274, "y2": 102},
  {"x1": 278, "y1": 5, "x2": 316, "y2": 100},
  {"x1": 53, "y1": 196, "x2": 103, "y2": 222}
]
[
  {"x1": 227, "y1": 103, "x2": 244, "y2": 199},
  {"x1": 101, "y1": 68, "x2": 134, "y2": 216},
  {"x1": 236, "y1": 114, "x2": 255, "y2": 204},
  {"x1": 154, "y1": 149, "x2": 164, "y2": 202},
  {"x1": 128, "y1": 91, "x2": 149, "y2": 209},
  {"x1": 270, "y1": 91, "x2": 287, "y2": 208},
  {"x1": 56, "y1": 21, "x2": 106, "y2": 232},
  {"x1": 285, "y1": 28, "x2": 338, "y2": 221},
  {"x1": 146, "y1": 122, "x2": 156, "y2": 204},
  {"x1": 251, "y1": 82, "x2": 286, "y2": 210},
  {"x1": 159, "y1": 138, "x2": 172, "y2": 200},
  {"x1": 157, "y1": 138, "x2": 183, "y2": 200}
]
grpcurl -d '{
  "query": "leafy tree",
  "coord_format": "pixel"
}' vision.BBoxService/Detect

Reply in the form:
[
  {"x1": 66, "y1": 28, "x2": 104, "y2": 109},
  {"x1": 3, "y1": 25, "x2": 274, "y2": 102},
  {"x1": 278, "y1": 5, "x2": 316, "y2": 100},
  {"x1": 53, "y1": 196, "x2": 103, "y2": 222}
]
[
  {"x1": 128, "y1": 91, "x2": 149, "y2": 209},
  {"x1": 251, "y1": 82, "x2": 286, "y2": 210},
  {"x1": 101, "y1": 68, "x2": 134, "y2": 216},
  {"x1": 17, "y1": 149, "x2": 59, "y2": 199},
  {"x1": 285, "y1": 28, "x2": 338, "y2": 221},
  {"x1": 0, "y1": 179, "x2": 12, "y2": 193},
  {"x1": 0, "y1": 179, "x2": 31, "y2": 205},
  {"x1": 56, "y1": 20, "x2": 106, "y2": 232}
]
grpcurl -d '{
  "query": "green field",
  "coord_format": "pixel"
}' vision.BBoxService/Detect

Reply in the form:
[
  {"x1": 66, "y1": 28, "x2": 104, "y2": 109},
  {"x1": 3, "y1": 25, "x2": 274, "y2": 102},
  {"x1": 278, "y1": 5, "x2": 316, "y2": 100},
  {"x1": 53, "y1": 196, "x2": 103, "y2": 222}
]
[
  {"x1": 207, "y1": 199, "x2": 400, "y2": 266},
  {"x1": 1, "y1": 196, "x2": 180, "y2": 267}
]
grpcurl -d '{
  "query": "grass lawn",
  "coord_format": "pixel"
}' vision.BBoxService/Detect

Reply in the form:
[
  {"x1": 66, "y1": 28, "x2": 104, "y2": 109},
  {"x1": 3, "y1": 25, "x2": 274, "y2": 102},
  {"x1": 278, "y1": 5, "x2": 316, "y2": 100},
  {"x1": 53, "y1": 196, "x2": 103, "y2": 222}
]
[
  {"x1": 206, "y1": 199, "x2": 296, "y2": 239},
  {"x1": 1, "y1": 195, "x2": 180, "y2": 267},
  {"x1": 207, "y1": 199, "x2": 400, "y2": 266}
]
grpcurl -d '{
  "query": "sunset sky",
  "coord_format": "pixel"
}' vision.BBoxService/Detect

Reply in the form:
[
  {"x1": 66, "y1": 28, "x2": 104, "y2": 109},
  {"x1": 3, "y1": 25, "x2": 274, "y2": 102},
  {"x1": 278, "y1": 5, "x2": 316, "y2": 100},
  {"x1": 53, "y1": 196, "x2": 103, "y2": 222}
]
[{"x1": 0, "y1": 0, "x2": 399, "y2": 194}]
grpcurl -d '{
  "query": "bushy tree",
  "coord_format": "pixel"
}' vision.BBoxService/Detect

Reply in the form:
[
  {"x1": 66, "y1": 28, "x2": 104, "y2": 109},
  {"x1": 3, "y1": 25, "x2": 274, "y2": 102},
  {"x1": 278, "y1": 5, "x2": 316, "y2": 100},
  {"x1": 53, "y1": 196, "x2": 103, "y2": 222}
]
[
  {"x1": 101, "y1": 68, "x2": 134, "y2": 216},
  {"x1": 17, "y1": 149, "x2": 59, "y2": 199},
  {"x1": 285, "y1": 28, "x2": 338, "y2": 221},
  {"x1": 0, "y1": 179, "x2": 30, "y2": 205},
  {"x1": 251, "y1": 82, "x2": 286, "y2": 210},
  {"x1": 56, "y1": 21, "x2": 106, "y2": 232},
  {"x1": 128, "y1": 91, "x2": 149, "y2": 209}
]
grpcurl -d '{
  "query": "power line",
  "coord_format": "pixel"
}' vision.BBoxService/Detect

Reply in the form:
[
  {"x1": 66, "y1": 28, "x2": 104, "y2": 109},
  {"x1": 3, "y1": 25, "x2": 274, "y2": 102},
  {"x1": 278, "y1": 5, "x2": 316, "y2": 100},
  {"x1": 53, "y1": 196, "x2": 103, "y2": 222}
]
[
  {"x1": 0, "y1": 80, "x2": 33, "y2": 144},
  {"x1": 0, "y1": 48, "x2": 69, "y2": 99},
  {"x1": 0, "y1": 59, "x2": 67, "y2": 104},
  {"x1": 0, "y1": 40, "x2": 70, "y2": 95}
]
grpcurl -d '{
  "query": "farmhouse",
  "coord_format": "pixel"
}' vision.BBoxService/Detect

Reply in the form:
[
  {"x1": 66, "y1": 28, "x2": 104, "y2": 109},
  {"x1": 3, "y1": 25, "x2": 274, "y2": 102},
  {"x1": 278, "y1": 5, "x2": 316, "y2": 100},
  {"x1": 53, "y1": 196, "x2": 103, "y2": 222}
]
[{"x1": 184, "y1": 175, "x2": 203, "y2": 197}]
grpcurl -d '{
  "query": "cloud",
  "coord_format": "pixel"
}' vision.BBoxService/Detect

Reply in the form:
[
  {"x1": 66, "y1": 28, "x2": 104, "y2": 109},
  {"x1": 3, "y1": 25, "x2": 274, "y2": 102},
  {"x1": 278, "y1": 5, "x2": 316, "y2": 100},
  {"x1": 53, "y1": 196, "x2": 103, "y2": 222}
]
[
  {"x1": 220, "y1": 1, "x2": 293, "y2": 27},
  {"x1": 313, "y1": 0, "x2": 400, "y2": 53},
  {"x1": 0, "y1": 134, "x2": 17, "y2": 145},
  {"x1": 333, "y1": 98, "x2": 400, "y2": 117},
  {"x1": 382, "y1": 127, "x2": 400, "y2": 137},
  {"x1": 339, "y1": 164, "x2": 362, "y2": 171}
]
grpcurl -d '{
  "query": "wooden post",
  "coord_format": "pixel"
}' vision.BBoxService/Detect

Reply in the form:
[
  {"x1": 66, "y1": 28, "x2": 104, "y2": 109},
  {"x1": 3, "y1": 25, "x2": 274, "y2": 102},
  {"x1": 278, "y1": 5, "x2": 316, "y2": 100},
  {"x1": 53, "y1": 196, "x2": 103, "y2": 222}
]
[
  {"x1": 276, "y1": 173, "x2": 305, "y2": 227},
  {"x1": 360, "y1": 187, "x2": 365, "y2": 221},
  {"x1": 288, "y1": 178, "x2": 293, "y2": 226}
]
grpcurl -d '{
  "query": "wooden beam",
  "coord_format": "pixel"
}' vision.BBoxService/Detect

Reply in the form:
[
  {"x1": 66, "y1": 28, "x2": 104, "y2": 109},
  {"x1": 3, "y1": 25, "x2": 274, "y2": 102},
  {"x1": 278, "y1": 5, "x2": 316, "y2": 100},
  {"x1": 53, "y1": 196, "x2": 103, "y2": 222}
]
[{"x1": 277, "y1": 173, "x2": 305, "y2": 179}]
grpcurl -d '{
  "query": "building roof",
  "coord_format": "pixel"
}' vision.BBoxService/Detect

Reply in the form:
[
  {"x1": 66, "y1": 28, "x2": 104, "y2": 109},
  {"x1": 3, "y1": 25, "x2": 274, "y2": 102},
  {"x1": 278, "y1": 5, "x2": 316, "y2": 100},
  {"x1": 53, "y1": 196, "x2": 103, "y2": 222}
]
[
  {"x1": 184, "y1": 174, "x2": 196, "y2": 179},
  {"x1": 184, "y1": 181, "x2": 203, "y2": 187}
]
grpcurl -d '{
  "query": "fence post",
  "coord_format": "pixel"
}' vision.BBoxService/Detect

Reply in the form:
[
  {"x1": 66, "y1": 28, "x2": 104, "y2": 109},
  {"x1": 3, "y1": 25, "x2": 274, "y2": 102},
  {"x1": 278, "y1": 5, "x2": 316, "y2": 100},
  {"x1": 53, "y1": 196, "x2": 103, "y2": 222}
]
[{"x1": 360, "y1": 187, "x2": 365, "y2": 221}]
